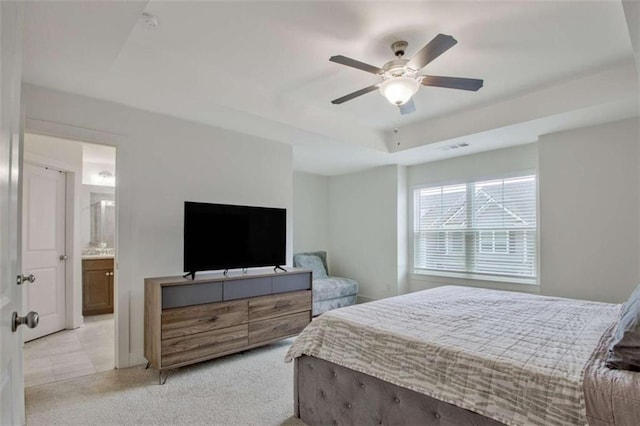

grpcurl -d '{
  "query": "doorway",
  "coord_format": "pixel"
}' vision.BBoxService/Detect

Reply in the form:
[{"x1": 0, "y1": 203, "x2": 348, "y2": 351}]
[{"x1": 21, "y1": 133, "x2": 117, "y2": 387}]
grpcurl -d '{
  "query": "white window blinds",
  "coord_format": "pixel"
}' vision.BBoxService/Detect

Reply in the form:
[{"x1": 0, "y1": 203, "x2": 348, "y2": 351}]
[{"x1": 413, "y1": 175, "x2": 537, "y2": 279}]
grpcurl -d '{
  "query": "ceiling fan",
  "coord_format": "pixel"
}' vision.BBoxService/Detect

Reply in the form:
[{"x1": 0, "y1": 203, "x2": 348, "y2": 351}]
[{"x1": 330, "y1": 34, "x2": 483, "y2": 115}]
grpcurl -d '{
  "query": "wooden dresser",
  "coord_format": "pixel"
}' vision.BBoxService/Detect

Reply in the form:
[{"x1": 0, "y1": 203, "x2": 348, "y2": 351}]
[
  {"x1": 82, "y1": 257, "x2": 114, "y2": 315},
  {"x1": 144, "y1": 268, "x2": 312, "y2": 382}
]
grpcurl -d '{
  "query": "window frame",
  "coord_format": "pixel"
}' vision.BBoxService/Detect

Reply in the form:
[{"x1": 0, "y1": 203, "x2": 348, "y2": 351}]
[{"x1": 409, "y1": 170, "x2": 539, "y2": 285}]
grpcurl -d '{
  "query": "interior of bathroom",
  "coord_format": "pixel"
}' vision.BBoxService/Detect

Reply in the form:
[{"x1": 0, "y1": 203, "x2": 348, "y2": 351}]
[{"x1": 80, "y1": 147, "x2": 116, "y2": 316}]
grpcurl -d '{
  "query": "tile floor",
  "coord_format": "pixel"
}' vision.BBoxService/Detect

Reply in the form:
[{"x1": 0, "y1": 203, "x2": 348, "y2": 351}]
[{"x1": 24, "y1": 314, "x2": 115, "y2": 388}]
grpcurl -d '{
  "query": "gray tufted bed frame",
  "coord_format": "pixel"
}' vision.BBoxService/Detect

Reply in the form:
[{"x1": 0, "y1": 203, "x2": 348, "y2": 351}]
[
  {"x1": 287, "y1": 286, "x2": 640, "y2": 425},
  {"x1": 294, "y1": 355, "x2": 505, "y2": 426}
]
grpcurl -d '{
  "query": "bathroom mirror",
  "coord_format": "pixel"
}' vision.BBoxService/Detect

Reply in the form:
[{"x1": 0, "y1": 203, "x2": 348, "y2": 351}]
[{"x1": 90, "y1": 192, "x2": 115, "y2": 248}]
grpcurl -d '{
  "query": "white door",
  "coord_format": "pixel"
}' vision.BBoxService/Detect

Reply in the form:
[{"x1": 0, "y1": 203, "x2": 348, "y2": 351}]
[
  {"x1": 22, "y1": 164, "x2": 66, "y2": 342},
  {"x1": 1, "y1": 1, "x2": 27, "y2": 424}
]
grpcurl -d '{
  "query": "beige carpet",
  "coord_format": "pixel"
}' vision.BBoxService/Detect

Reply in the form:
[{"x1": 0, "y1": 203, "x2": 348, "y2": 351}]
[{"x1": 26, "y1": 338, "x2": 306, "y2": 425}]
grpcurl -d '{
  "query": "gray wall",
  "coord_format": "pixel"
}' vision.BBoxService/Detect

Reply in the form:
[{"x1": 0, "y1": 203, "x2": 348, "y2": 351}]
[
  {"x1": 539, "y1": 118, "x2": 639, "y2": 303},
  {"x1": 294, "y1": 167, "x2": 408, "y2": 300},
  {"x1": 328, "y1": 165, "x2": 406, "y2": 301},
  {"x1": 293, "y1": 172, "x2": 329, "y2": 254}
]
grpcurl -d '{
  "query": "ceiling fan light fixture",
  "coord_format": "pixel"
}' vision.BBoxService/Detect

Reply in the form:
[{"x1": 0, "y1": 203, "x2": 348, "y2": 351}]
[
  {"x1": 378, "y1": 76, "x2": 420, "y2": 106},
  {"x1": 330, "y1": 35, "x2": 483, "y2": 113}
]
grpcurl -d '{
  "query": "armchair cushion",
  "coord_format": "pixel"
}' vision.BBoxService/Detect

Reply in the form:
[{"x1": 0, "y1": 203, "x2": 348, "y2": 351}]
[
  {"x1": 312, "y1": 277, "x2": 359, "y2": 302},
  {"x1": 295, "y1": 254, "x2": 327, "y2": 280},
  {"x1": 294, "y1": 251, "x2": 328, "y2": 279}
]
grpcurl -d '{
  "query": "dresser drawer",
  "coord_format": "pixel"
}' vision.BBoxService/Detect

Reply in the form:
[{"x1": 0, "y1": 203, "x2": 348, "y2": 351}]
[
  {"x1": 272, "y1": 273, "x2": 311, "y2": 294},
  {"x1": 249, "y1": 311, "x2": 310, "y2": 345},
  {"x1": 162, "y1": 282, "x2": 223, "y2": 309},
  {"x1": 161, "y1": 299, "x2": 248, "y2": 340},
  {"x1": 248, "y1": 290, "x2": 311, "y2": 321},
  {"x1": 161, "y1": 324, "x2": 248, "y2": 368},
  {"x1": 224, "y1": 277, "x2": 272, "y2": 300}
]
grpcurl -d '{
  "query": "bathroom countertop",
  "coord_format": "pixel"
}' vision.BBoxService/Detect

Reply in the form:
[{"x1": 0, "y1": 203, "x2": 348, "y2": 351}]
[{"x1": 81, "y1": 255, "x2": 115, "y2": 260}]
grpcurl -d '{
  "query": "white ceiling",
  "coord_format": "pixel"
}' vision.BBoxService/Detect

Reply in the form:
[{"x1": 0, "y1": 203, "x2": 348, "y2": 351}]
[{"x1": 22, "y1": 1, "x2": 639, "y2": 175}]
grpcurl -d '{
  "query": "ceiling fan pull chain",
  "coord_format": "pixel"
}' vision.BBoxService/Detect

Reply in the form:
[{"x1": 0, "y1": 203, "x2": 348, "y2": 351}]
[{"x1": 394, "y1": 115, "x2": 401, "y2": 146}]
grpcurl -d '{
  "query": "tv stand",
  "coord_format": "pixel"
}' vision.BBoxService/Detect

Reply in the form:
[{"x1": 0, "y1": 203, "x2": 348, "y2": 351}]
[
  {"x1": 274, "y1": 265, "x2": 287, "y2": 273},
  {"x1": 182, "y1": 271, "x2": 196, "y2": 280},
  {"x1": 144, "y1": 268, "x2": 312, "y2": 384}
]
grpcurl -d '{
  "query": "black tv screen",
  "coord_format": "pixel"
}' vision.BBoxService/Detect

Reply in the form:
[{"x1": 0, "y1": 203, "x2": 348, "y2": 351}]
[{"x1": 184, "y1": 202, "x2": 286, "y2": 273}]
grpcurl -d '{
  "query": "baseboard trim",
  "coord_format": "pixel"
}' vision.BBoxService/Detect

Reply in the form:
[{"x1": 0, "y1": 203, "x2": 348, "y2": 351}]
[
  {"x1": 128, "y1": 351, "x2": 147, "y2": 368},
  {"x1": 357, "y1": 295, "x2": 377, "y2": 304}
]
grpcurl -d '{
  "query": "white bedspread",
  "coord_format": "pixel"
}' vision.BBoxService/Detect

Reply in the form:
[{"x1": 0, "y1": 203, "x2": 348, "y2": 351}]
[{"x1": 286, "y1": 286, "x2": 621, "y2": 426}]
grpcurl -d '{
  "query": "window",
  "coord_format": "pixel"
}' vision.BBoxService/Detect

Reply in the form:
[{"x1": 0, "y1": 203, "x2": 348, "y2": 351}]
[{"x1": 413, "y1": 175, "x2": 537, "y2": 280}]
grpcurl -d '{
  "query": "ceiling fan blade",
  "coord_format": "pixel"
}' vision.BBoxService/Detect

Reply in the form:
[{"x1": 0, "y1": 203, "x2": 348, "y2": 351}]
[
  {"x1": 330, "y1": 55, "x2": 383, "y2": 75},
  {"x1": 421, "y1": 75, "x2": 484, "y2": 91},
  {"x1": 331, "y1": 84, "x2": 379, "y2": 104},
  {"x1": 407, "y1": 34, "x2": 458, "y2": 70},
  {"x1": 399, "y1": 99, "x2": 416, "y2": 115}
]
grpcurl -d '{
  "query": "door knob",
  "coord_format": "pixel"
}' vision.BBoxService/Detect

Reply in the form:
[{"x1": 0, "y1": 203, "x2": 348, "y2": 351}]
[
  {"x1": 16, "y1": 274, "x2": 36, "y2": 285},
  {"x1": 12, "y1": 311, "x2": 39, "y2": 332},
  {"x1": 59, "y1": 254, "x2": 68, "y2": 261}
]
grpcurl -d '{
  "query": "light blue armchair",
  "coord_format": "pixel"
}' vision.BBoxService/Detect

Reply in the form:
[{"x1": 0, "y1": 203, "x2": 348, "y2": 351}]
[{"x1": 293, "y1": 251, "x2": 359, "y2": 316}]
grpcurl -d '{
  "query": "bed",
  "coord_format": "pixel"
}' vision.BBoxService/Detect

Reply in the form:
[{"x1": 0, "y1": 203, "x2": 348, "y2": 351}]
[{"x1": 285, "y1": 286, "x2": 640, "y2": 426}]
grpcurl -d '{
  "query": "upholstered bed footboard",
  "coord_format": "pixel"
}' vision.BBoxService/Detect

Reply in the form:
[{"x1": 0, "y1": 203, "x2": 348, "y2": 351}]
[{"x1": 294, "y1": 355, "x2": 505, "y2": 426}]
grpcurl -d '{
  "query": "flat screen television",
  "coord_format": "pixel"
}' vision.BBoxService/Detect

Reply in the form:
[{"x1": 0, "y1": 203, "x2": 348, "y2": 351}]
[{"x1": 183, "y1": 202, "x2": 286, "y2": 277}]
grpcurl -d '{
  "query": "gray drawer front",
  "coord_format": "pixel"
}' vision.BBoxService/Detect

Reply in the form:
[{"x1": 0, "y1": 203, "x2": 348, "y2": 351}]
[
  {"x1": 162, "y1": 282, "x2": 223, "y2": 309},
  {"x1": 224, "y1": 277, "x2": 272, "y2": 300},
  {"x1": 272, "y1": 273, "x2": 311, "y2": 294}
]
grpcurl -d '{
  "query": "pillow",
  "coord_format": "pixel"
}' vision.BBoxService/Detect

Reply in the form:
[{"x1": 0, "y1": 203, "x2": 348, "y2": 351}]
[
  {"x1": 294, "y1": 254, "x2": 327, "y2": 279},
  {"x1": 606, "y1": 284, "x2": 640, "y2": 371}
]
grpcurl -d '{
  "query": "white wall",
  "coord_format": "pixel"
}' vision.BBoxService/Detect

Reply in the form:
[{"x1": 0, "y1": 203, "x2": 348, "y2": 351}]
[
  {"x1": 408, "y1": 143, "x2": 539, "y2": 185},
  {"x1": 407, "y1": 143, "x2": 540, "y2": 294},
  {"x1": 292, "y1": 172, "x2": 329, "y2": 254},
  {"x1": 24, "y1": 133, "x2": 84, "y2": 329},
  {"x1": 397, "y1": 166, "x2": 408, "y2": 295},
  {"x1": 539, "y1": 118, "x2": 640, "y2": 303},
  {"x1": 328, "y1": 165, "x2": 404, "y2": 301},
  {"x1": 23, "y1": 84, "x2": 293, "y2": 368},
  {"x1": 622, "y1": 1, "x2": 640, "y2": 82}
]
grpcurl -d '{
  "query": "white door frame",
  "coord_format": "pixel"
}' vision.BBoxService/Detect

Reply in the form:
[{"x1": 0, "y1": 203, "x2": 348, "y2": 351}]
[
  {"x1": 21, "y1": 159, "x2": 74, "y2": 332},
  {"x1": 23, "y1": 120, "x2": 125, "y2": 368}
]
